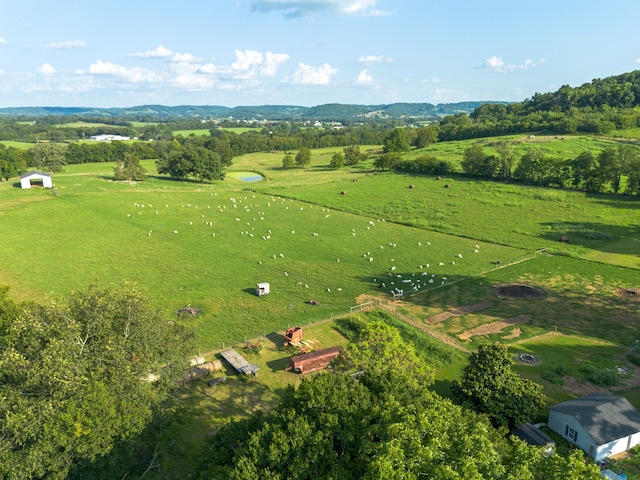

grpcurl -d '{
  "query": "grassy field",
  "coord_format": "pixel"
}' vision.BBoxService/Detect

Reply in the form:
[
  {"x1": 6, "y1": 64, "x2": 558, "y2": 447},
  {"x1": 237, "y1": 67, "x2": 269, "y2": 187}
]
[
  {"x1": 2, "y1": 141, "x2": 640, "y2": 477},
  {"x1": 409, "y1": 134, "x2": 625, "y2": 167}
]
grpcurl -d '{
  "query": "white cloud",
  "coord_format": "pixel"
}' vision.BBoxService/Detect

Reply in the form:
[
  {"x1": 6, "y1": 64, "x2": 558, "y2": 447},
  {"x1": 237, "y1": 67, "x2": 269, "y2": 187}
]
[
  {"x1": 287, "y1": 62, "x2": 338, "y2": 85},
  {"x1": 198, "y1": 63, "x2": 230, "y2": 75},
  {"x1": 232, "y1": 49, "x2": 263, "y2": 72},
  {"x1": 46, "y1": 40, "x2": 86, "y2": 49},
  {"x1": 88, "y1": 60, "x2": 162, "y2": 83},
  {"x1": 171, "y1": 73, "x2": 216, "y2": 91},
  {"x1": 421, "y1": 77, "x2": 442, "y2": 84},
  {"x1": 172, "y1": 52, "x2": 201, "y2": 63},
  {"x1": 484, "y1": 56, "x2": 504, "y2": 69},
  {"x1": 89, "y1": 60, "x2": 128, "y2": 76},
  {"x1": 261, "y1": 52, "x2": 289, "y2": 76},
  {"x1": 0, "y1": 38, "x2": 7, "y2": 44},
  {"x1": 197, "y1": 50, "x2": 289, "y2": 79},
  {"x1": 355, "y1": 69, "x2": 373, "y2": 85},
  {"x1": 251, "y1": 0, "x2": 391, "y2": 19},
  {"x1": 37, "y1": 63, "x2": 56, "y2": 75},
  {"x1": 636, "y1": 58, "x2": 640, "y2": 64},
  {"x1": 358, "y1": 54, "x2": 393, "y2": 64},
  {"x1": 483, "y1": 55, "x2": 545, "y2": 72},
  {"x1": 130, "y1": 45, "x2": 173, "y2": 58}
]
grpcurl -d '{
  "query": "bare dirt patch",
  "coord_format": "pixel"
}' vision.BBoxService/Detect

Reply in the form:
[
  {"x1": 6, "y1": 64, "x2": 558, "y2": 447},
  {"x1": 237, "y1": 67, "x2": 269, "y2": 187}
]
[
  {"x1": 493, "y1": 284, "x2": 544, "y2": 299},
  {"x1": 458, "y1": 314, "x2": 531, "y2": 341},
  {"x1": 616, "y1": 287, "x2": 640, "y2": 301},
  {"x1": 427, "y1": 301, "x2": 494, "y2": 324}
]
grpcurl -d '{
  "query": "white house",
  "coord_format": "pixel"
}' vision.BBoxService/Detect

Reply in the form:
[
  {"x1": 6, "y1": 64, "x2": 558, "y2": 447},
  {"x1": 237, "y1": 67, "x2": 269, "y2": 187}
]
[
  {"x1": 19, "y1": 171, "x2": 53, "y2": 189},
  {"x1": 548, "y1": 394, "x2": 640, "y2": 462}
]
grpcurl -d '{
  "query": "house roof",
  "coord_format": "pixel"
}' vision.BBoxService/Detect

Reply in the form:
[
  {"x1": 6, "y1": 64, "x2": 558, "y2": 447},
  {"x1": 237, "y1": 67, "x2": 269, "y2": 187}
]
[
  {"x1": 19, "y1": 170, "x2": 51, "y2": 179},
  {"x1": 548, "y1": 394, "x2": 640, "y2": 445}
]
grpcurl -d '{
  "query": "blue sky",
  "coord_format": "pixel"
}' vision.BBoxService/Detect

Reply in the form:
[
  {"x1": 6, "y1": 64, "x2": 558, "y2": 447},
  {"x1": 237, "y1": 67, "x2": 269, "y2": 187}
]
[{"x1": 1, "y1": 0, "x2": 639, "y2": 108}]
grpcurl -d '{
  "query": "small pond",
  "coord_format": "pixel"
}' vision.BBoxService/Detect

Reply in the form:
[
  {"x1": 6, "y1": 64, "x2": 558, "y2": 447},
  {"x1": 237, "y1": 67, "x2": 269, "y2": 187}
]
[{"x1": 226, "y1": 171, "x2": 264, "y2": 182}]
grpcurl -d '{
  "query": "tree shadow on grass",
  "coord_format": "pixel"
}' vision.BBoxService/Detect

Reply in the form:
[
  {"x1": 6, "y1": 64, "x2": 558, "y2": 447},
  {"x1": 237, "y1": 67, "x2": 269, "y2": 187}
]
[
  {"x1": 538, "y1": 221, "x2": 640, "y2": 254},
  {"x1": 266, "y1": 356, "x2": 291, "y2": 372}
]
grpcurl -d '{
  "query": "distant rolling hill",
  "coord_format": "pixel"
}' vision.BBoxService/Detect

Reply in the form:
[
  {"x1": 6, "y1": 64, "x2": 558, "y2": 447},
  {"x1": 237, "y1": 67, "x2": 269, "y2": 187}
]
[{"x1": 0, "y1": 101, "x2": 506, "y2": 121}]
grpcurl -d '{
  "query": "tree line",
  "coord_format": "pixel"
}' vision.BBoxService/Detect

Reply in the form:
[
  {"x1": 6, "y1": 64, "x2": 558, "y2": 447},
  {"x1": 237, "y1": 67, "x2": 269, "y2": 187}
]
[
  {"x1": 438, "y1": 70, "x2": 640, "y2": 141},
  {"x1": 459, "y1": 142, "x2": 640, "y2": 195}
]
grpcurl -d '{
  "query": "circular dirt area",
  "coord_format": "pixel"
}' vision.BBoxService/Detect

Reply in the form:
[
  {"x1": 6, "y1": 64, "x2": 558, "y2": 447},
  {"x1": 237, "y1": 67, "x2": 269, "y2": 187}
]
[{"x1": 493, "y1": 284, "x2": 544, "y2": 299}]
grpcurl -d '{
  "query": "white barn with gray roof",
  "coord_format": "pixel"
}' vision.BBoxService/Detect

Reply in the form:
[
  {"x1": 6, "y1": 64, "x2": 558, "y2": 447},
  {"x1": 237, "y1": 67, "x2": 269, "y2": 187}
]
[
  {"x1": 19, "y1": 170, "x2": 52, "y2": 189},
  {"x1": 548, "y1": 393, "x2": 640, "y2": 461}
]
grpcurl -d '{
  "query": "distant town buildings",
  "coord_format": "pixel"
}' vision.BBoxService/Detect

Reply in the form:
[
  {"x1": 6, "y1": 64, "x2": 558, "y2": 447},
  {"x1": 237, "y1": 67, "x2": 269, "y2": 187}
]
[{"x1": 89, "y1": 134, "x2": 130, "y2": 142}]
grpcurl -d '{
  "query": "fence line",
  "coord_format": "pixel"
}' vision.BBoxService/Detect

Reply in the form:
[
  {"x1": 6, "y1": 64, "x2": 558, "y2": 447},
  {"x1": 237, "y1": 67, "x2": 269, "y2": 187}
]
[{"x1": 200, "y1": 248, "x2": 549, "y2": 357}]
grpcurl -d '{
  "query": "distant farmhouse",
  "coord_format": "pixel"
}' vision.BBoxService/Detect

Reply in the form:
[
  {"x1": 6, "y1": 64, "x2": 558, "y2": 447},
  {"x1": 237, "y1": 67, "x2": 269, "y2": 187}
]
[
  {"x1": 20, "y1": 171, "x2": 52, "y2": 189},
  {"x1": 89, "y1": 134, "x2": 130, "y2": 142},
  {"x1": 548, "y1": 394, "x2": 640, "y2": 462}
]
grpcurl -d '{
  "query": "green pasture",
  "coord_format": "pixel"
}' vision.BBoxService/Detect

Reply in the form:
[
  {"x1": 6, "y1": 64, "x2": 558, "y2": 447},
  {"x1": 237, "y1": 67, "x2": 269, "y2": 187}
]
[
  {"x1": 0, "y1": 161, "x2": 524, "y2": 351},
  {"x1": 173, "y1": 128, "x2": 212, "y2": 137},
  {"x1": 412, "y1": 254, "x2": 640, "y2": 346},
  {"x1": 410, "y1": 134, "x2": 624, "y2": 167},
  {"x1": 260, "y1": 170, "x2": 640, "y2": 268},
  {"x1": 3, "y1": 144, "x2": 640, "y2": 477},
  {"x1": 0, "y1": 141, "x2": 33, "y2": 149}
]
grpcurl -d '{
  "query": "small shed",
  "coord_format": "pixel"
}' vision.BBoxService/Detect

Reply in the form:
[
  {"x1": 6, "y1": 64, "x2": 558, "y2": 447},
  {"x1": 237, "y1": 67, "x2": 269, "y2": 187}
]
[
  {"x1": 284, "y1": 326, "x2": 303, "y2": 346},
  {"x1": 286, "y1": 346, "x2": 342, "y2": 374},
  {"x1": 548, "y1": 394, "x2": 640, "y2": 461},
  {"x1": 220, "y1": 348, "x2": 260, "y2": 375},
  {"x1": 20, "y1": 171, "x2": 53, "y2": 189},
  {"x1": 255, "y1": 282, "x2": 270, "y2": 297},
  {"x1": 511, "y1": 422, "x2": 555, "y2": 454}
]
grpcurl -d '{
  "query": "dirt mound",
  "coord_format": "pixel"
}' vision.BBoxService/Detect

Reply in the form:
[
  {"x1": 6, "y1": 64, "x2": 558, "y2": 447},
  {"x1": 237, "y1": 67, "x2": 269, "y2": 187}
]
[
  {"x1": 493, "y1": 284, "x2": 544, "y2": 299},
  {"x1": 616, "y1": 287, "x2": 640, "y2": 301}
]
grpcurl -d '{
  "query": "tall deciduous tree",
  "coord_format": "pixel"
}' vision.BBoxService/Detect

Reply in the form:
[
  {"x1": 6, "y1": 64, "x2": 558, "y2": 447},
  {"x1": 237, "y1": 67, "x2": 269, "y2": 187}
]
[
  {"x1": 156, "y1": 145, "x2": 224, "y2": 182},
  {"x1": 413, "y1": 125, "x2": 439, "y2": 148},
  {"x1": 383, "y1": 127, "x2": 411, "y2": 153},
  {"x1": 114, "y1": 153, "x2": 147, "y2": 181},
  {"x1": 451, "y1": 343, "x2": 545, "y2": 429},
  {"x1": 0, "y1": 284, "x2": 195, "y2": 480},
  {"x1": 295, "y1": 147, "x2": 312, "y2": 167},
  {"x1": 343, "y1": 145, "x2": 367, "y2": 165},
  {"x1": 329, "y1": 151, "x2": 344, "y2": 169},
  {"x1": 29, "y1": 142, "x2": 66, "y2": 172},
  {"x1": 282, "y1": 153, "x2": 295, "y2": 169}
]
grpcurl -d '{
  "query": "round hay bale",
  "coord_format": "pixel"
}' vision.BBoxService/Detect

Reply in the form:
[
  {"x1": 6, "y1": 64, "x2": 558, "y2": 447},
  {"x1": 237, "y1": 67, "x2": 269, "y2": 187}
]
[
  {"x1": 444, "y1": 184, "x2": 451, "y2": 188},
  {"x1": 409, "y1": 184, "x2": 415, "y2": 189},
  {"x1": 189, "y1": 355, "x2": 206, "y2": 366},
  {"x1": 436, "y1": 176, "x2": 442, "y2": 180},
  {"x1": 340, "y1": 190, "x2": 347, "y2": 195}
]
